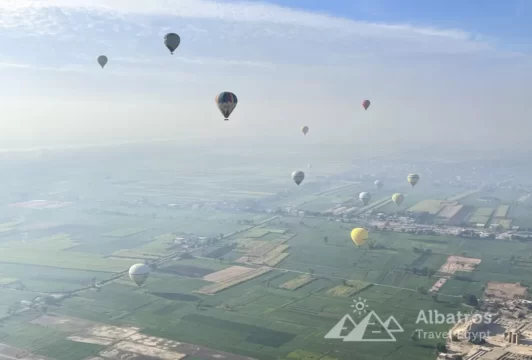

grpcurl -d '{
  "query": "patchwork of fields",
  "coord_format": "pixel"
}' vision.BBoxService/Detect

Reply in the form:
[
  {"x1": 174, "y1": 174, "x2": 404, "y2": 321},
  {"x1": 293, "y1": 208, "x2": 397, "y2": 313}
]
[
  {"x1": 2, "y1": 155, "x2": 532, "y2": 360},
  {"x1": 2, "y1": 206, "x2": 532, "y2": 360},
  {"x1": 401, "y1": 188, "x2": 532, "y2": 229}
]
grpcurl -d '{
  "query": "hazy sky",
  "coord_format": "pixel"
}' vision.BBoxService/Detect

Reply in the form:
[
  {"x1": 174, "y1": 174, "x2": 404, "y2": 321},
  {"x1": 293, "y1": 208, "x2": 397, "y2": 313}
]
[{"x1": 0, "y1": 0, "x2": 531, "y2": 150}]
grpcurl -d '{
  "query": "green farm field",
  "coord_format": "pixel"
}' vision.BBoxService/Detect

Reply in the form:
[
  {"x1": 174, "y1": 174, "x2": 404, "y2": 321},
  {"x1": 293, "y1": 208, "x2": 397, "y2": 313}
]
[
  {"x1": 5, "y1": 214, "x2": 527, "y2": 360},
  {"x1": 3, "y1": 144, "x2": 532, "y2": 360}
]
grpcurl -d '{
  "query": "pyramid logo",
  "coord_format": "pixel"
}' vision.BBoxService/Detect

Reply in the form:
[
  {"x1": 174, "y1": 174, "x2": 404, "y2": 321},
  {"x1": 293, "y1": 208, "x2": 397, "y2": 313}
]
[
  {"x1": 383, "y1": 316, "x2": 404, "y2": 333},
  {"x1": 324, "y1": 315, "x2": 357, "y2": 339},
  {"x1": 325, "y1": 299, "x2": 404, "y2": 342}
]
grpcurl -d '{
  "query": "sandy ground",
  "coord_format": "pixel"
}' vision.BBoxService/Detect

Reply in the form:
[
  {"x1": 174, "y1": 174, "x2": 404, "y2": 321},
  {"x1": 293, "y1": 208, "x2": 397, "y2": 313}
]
[
  {"x1": 439, "y1": 256, "x2": 482, "y2": 275},
  {"x1": 203, "y1": 266, "x2": 254, "y2": 283},
  {"x1": 100, "y1": 341, "x2": 187, "y2": 360},
  {"x1": 30, "y1": 314, "x2": 99, "y2": 333},
  {"x1": 485, "y1": 282, "x2": 528, "y2": 301},
  {"x1": 197, "y1": 267, "x2": 271, "y2": 295},
  {"x1": 9, "y1": 200, "x2": 72, "y2": 209},
  {"x1": 429, "y1": 255, "x2": 482, "y2": 293},
  {"x1": 0, "y1": 343, "x2": 52, "y2": 360},
  {"x1": 30, "y1": 314, "x2": 258, "y2": 360},
  {"x1": 429, "y1": 278, "x2": 448, "y2": 293}
]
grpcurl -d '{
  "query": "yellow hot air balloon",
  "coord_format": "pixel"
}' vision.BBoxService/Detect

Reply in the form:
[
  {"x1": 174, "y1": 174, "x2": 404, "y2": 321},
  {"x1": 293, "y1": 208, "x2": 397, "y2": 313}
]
[
  {"x1": 301, "y1": 126, "x2": 309, "y2": 135},
  {"x1": 392, "y1": 193, "x2": 404, "y2": 206},
  {"x1": 407, "y1": 173, "x2": 420, "y2": 187},
  {"x1": 350, "y1": 228, "x2": 368, "y2": 247}
]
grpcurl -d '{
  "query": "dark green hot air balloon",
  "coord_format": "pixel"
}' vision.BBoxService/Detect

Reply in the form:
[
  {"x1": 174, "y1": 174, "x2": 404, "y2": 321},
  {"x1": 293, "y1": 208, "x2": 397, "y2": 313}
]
[{"x1": 164, "y1": 33, "x2": 181, "y2": 55}]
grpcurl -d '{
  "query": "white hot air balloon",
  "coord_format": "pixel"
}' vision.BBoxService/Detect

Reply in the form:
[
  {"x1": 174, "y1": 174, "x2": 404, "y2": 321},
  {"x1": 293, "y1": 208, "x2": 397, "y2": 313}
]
[
  {"x1": 374, "y1": 180, "x2": 383, "y2": 190},
  {"x1": 359, "y1": 192, "x2": 371, "y2": 206},
  {"x1": 292, "y1": 171, "x2": 305, "y2": 186},
  {"x1": 129, "y1": 264, "x2": 150, "y2": 287}
]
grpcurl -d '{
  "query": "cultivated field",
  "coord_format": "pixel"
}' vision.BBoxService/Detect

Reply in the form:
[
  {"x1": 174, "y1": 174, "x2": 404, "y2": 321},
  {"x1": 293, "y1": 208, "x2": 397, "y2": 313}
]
[
  {"x1": 494, "y1": 205, "x2": 510, "y2": 218},
  {"x1": 468, "y1": 207, "x2": 495, "y2": 225},
  {"x1": 196, "y1": 266, "x2": 272, "y2": 295},
  {"x1": 3, "y1": 145, "x2": 532, "y2": 360},
  {"x1": 279, "y1": 274, "x2": 316, "y2": 290},
  {"x1": 24, "y1": 314, "x2": 257, "y2": 360},
  {"x1": 429, "y1": 256, "x2": 481, "y2": 293},
  {"x1": 446, "y1": 190, "x2": 480, "y2": 202},
  {"x1": 408, "y1": 199, "x2": 444, "y2": 214},
  {"x1": 0, "y1": 214, "x2": 528, "y2": 360}
]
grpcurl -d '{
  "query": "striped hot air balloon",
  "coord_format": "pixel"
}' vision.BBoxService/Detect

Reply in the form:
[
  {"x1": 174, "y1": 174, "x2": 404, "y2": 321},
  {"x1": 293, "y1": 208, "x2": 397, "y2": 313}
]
[
  {"x1": 407, "y1": 173, "x2": 420, "y2": 187},
  {"x1": 215, "y1": 92, "x2": 238, "y2": 121}
]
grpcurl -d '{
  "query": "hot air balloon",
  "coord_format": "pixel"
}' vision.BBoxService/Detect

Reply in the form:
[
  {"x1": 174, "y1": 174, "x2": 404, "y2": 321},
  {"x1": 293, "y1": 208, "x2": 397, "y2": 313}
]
[
  {"x1": 308, "y1": 164, "x2": 312, "y2": 169},
  {"x1": 359, "y1": 192, "x2": 371, "y2": 206},
  {"x1": 97, "y1": 55, "x2": 108, "y2": 69},
  {"x1": 362, "y1": 100, "x2": 371, "y2": 110},
  {"x1": 215, "y1": 92, "x2": 238, "y2": 121},
  {"x1": 164, "y1": 33, "x2": 181, "y2": 54},
  {"x1": 392, "y1": 193, "x2": 404, "y2": 206},
  {"x1": 129, "y1": 264, "x2": 150, "y2": 287},
  {"x1": 292, "y1": 171, "x2": 305, "y2": 186},
  {"x1": 350, "y1": 228, "x2": 368, "y2": 247},
  {"x1": 301, "y1": 126, "x2": 309, "y2": 135},
  {"x1": 374, "y1": 180, "x2": 383, "y2": 190},
  {"x1": 407, "y1": 173, "x2": 420, "y2": 187}
]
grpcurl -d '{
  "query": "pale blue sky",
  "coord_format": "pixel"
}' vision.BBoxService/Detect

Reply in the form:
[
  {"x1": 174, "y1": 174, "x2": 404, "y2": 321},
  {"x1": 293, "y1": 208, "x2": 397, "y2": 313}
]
[{"x1": 0, "y1": 0, "x2": 530, "y2": 150}]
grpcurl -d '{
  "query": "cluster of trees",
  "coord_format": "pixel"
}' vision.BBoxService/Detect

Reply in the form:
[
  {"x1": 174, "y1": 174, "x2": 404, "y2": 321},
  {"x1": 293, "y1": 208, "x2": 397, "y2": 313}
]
[
  {"x1": 413, "y1": 247, "x2": 432, "y2": 254},
  {"x1": 411, "y1": 266, "x2": 436, "y2": 278},
  {"x1": 462, "y1": 294, "x2": 479, "y2": 306}
]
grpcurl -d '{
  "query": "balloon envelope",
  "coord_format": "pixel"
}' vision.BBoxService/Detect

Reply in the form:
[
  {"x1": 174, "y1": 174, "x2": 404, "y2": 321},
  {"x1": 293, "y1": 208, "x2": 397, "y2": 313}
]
[
  {"x1": 362, "y1": 100, "x2": 371, "y2": 110},
  {"x1": 215, "y1": 92, "x2": 238, "y2": 120},
  {"x1": 129, "y1": 264, "x2": 150, "y2": 286},
  {"x1": 97, "y1": 55, "x2": 108, "y2": 69},
  {"x1": 407, "y1": 173, "x2": 420, "y2": 187},
  {"x1": 164, "y1": 33, "x2": 181, "y2": 54},
  {"x1": 350, "y1": 228, "x2": 368, "y2": 246},
  {"x1": 392, "y1": 193, "x2": 404, "y2": 206},
  {"x1": 301, "y1": 126, "x2": 309, "y2": 135},
  {"x1": 292, "y1": 171, "x2": 305, "y2": 186},
  {"x1": 374, "y1": 180, "x2": 383, "y2": 189},
  {"x1": 359, "y1": 192, "x2": 371, "y2": 206}
]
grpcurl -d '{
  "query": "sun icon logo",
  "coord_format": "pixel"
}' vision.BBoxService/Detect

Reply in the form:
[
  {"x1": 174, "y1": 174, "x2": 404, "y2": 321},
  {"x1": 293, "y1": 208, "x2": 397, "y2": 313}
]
[{"x1": 350, "y1": 297, "x2": 369, "y2": 316}]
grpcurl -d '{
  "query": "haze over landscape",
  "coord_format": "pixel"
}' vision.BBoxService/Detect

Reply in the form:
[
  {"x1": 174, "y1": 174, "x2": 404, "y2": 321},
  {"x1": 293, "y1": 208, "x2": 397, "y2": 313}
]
[{"x1": 3, "y1": 2, "x2": 532, "y2": 360}]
